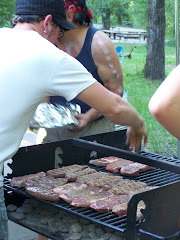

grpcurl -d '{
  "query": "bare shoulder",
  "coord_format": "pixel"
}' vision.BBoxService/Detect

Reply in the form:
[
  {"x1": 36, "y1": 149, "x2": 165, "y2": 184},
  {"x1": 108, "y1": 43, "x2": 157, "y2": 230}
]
[{"x1": 91, "y1": 30, "x2": 118, "y2": 62}]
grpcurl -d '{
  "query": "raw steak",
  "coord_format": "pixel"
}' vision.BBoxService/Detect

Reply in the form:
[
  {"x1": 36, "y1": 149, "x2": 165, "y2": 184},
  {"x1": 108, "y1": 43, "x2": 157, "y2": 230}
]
[
  {"x1": 89, "y1": 156, "x2": 122, "y2": 166},
  {"x1": 106, "y1": 159, "x2": 134, "y2": 173},
  {"x1": 90, "y1": 194, "x2": 130, "y2": 213},
  {"x1": 112, "y1": 202, "x2": 128, "y2": 216},
  {"x1": 46, "y1": 165, "x2": 88, "y2": 178},
  {"x1": 10, "y1": 172, "x2": 46, "y2": 187},
  {"x1": 112, "y1": 200, "x2": 145, "y2": 220},
  {"x1": 120, "y1": 162, "x2": 153, "y2": 177}
]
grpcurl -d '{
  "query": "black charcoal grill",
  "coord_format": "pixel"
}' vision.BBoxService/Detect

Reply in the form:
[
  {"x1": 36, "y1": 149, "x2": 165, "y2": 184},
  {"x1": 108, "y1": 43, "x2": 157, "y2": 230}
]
[{"x1": 4, "y1": 130, "x2": 180, "y2": 240}]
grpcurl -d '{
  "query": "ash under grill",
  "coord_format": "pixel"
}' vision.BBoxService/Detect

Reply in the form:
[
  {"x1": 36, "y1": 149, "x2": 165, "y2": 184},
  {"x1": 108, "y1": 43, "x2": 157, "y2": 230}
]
[{"x1": 4, "y1": 138, "x2": 180, "y2": 240}]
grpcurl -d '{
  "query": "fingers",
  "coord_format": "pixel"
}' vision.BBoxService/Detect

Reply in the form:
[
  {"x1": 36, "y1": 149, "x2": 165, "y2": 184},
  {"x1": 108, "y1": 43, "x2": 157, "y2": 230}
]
[
  {"x1": 143, "y1": 133, "x2": 148, "y2": 146},
  {"x1": 126, "y1": 127, "x2": 148, "y2": 152}
]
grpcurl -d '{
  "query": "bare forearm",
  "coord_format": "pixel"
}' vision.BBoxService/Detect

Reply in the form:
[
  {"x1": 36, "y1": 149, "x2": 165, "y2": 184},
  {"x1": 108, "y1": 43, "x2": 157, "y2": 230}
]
[
  {"x1": 104, "y1": 99, "x2": 144, "y2": 129},
  {"x1": 78, "y1": 83, "x2": 144, "y2": 129},
  {"x1": 83, "y1": 108, "x2": 101, "y2": 123},
  {"x1": 77, "y1": 82, "x2": 147, "y2": 152}
]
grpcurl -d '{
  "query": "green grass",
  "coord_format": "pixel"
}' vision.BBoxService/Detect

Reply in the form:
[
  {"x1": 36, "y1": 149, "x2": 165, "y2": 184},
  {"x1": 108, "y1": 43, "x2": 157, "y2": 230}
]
[{"x1": 115, "y1": 42, "x2": 177, "y2": 157}]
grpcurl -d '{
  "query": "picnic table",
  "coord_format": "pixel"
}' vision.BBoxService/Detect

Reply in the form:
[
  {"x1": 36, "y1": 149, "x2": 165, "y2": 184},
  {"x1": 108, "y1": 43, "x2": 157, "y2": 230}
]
[{"x1": 102, "y1": 29, "x2": 147, "y2": 41}]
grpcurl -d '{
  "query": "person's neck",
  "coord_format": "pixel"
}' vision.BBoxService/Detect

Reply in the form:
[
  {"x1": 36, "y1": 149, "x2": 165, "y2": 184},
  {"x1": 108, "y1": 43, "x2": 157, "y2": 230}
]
[
  {"x1": 13, "y1": 23, "x2": 36, "y2": 31},
  {"x1": 57, "y1": 24, "x2": 90, "y2": 58}
]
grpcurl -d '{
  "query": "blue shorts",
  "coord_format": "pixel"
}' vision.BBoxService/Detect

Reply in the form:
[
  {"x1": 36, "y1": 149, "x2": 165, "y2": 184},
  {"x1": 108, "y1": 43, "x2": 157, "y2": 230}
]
[{"x1": 0, "y1": 187, "x2": 8, "y2": 240}]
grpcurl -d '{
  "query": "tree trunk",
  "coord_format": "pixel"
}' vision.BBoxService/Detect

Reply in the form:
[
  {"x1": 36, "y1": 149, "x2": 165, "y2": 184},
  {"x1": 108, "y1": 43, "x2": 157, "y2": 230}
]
[
  {"x1": 117, "y1": 16, "x2": 122, "y2": 25},
  {"x1": 145, "y1": 0, "x2": 165, "y2": 81},
  {"x1": 102, "y1": 10, "x2": 111, "y2": 29}
]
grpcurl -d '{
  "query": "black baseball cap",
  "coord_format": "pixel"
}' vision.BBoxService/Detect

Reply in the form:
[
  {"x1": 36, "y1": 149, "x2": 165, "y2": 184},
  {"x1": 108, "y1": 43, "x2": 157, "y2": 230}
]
[{"x1": 15, "y1": 0, "x2": 76, "y2": 31}]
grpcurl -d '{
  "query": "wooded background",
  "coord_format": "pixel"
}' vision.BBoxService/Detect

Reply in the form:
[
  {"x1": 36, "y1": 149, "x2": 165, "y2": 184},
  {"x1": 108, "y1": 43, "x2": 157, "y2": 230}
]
[{"x1": 1, "y1": 0, "x2": 178, "y2": 81}]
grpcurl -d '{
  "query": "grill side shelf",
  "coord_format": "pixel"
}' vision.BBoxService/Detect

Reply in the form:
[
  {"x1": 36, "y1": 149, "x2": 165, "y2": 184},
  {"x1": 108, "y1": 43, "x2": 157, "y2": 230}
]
[{"x1": 126, "y1": 181, "x2": 180, "y2": 240}]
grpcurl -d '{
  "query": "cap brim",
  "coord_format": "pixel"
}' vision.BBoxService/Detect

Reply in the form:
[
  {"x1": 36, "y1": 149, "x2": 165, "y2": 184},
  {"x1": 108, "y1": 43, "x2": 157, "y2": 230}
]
[{"x1": 56, "y1": 19, "x2": 76, "y2": 31}]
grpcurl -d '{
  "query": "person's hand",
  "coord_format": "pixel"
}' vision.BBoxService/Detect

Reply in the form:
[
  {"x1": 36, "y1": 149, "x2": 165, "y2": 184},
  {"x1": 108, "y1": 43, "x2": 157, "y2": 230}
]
[
  {"x1": 126, "y1": 125, "x2": 148, "y2": 152},
  {"x1": 69, "y1": 113, "x2": 90, "y2": 132}
]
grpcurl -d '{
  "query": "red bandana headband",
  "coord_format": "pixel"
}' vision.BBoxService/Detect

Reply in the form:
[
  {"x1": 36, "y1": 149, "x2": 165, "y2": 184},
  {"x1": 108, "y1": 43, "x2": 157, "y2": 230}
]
[{"x1": 65, "y1": 1, "x2": 93, "y2": 19}]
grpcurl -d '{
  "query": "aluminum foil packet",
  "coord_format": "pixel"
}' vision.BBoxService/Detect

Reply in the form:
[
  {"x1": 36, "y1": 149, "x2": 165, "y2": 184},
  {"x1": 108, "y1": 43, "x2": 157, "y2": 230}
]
[{"x1": 29, "y1": 103, "x2": 81, "y2": 129}]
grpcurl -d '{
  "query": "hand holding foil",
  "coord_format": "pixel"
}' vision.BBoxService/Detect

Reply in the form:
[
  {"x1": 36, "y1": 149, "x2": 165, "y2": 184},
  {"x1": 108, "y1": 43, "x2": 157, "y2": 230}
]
[{"x1": 30, "y1": 103, "x2": 81, "y2": 129}]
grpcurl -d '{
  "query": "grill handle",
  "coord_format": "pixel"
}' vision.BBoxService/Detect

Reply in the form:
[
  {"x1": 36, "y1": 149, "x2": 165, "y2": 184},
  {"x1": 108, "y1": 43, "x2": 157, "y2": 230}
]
[{"x1": 73, "y1": 138, "x2": 180, "y2": 174}]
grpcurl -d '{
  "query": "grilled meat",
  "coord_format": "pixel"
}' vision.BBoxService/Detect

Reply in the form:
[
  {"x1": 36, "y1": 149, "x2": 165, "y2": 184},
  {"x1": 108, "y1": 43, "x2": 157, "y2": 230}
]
[{"x1": 65, "y1": 167, "x2": 97, "y2": 181}]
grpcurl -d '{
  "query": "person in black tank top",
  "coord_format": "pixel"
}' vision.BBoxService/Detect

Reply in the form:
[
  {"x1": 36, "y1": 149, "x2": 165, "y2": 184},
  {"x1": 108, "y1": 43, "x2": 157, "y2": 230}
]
[{"x1": 36, "y1": 0, "x2": 124, "y2": 145}]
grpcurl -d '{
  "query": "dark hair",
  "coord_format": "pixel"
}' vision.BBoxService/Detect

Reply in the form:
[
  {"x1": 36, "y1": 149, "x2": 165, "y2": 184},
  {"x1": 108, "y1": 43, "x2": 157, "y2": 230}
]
[
  {"x1": 73, "y1": 11, "x2": 91, "y2": 26},
  {"x1": 66, "y1": 0, "x2": 92, "y2": 26},
  {"x1": 11, "y1": 15, "x2": 58, "y2": 28},
  {"x1": 12, "y1": 15, "x2": 45, "y2": 27}
]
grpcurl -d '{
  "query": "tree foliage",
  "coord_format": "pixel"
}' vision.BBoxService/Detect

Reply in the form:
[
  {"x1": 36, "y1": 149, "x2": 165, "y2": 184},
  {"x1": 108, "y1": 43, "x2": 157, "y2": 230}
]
[
  {"x1": 165, "y1": 0, "x2": 175, "y2": 36},
  {"x1": 87, "y1": 0, "x2": 130, "y2": 29},
  {"x1": 0, "y1": 0, "x2": 176, "y2": 38},
  {"x1": 0, "y1": 0, "x2": 15, "y2": 27},
  {"x1": 128, "y1": 0, "x2": 148, "y2": 28},
  {"x1": 86, "y1": 0, "x2": 175, "y2": 39}
]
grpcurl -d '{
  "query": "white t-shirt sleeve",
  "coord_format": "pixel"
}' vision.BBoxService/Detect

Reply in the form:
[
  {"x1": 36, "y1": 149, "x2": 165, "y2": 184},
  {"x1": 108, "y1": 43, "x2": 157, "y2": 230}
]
[{"x1": 48, "y1": 52, "x2": 97, "y2": 101}]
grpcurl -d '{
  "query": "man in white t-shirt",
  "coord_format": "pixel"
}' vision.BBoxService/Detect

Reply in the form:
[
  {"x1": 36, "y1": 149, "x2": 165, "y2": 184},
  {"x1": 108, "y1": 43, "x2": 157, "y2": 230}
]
[{"x1": 0, "y1": 0, "x2": 148, "y2": 239}]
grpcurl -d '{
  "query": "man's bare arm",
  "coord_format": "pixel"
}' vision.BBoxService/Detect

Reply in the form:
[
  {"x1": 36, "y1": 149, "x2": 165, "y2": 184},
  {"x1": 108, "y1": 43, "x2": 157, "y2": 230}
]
[{"x1": 77, "y1": 82, "x2": 147, "y2": 151}]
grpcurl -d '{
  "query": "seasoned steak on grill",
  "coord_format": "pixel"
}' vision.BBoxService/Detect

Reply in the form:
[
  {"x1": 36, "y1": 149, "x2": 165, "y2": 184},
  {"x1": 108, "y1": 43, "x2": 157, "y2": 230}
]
[
  {"x1": 76, "y1": 171, "x2": 114, "y2": 184},
  {"x1": 65, "y1": 168, "x2": 97, "y2": 181},
  {"x1": 25, "y1": 187, "x2": 60, "y2": 202},
  {"x1": 70, "y1": 191, "x2": 114, "y2": 207},
  {"x1": 86, "y1": 175, "x2": 123, "y2": 190},
  {"x1": 46, "y1": 164, "x2": 88, "y2": 178},
  {"x1": 52, "y1": 182, "x2": 88, "y2": 194},
  {"x1": 109, "y1": 179, "x2": 148, "y2": 195},
  {"x1": 24, "y1": 176, "x2": 68, "y2": 201},
  {"x1": 59, "y1": 185, "x2": 103, "y2": 203},
  {"x1": 10, "y1": 172, "x2": 46, "y2": 187}
]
